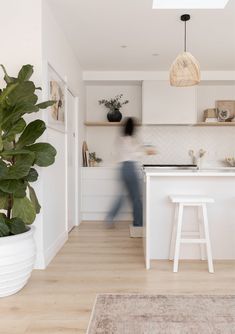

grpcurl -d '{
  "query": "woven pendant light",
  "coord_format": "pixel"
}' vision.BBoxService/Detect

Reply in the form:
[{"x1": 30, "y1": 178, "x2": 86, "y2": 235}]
[{"x1": 170, "y1": 14, "x2": 200, "y2": 87}]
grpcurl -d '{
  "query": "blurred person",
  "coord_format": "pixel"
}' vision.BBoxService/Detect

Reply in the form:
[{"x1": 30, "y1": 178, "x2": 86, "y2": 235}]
[{"x1": 105, "y1": 117, "x2": 155, "y2": 237}]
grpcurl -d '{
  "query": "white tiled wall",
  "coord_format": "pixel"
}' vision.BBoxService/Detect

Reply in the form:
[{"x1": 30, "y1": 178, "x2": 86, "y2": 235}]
[
  {"x1": 86, "y1": 125, "x2": 235, "y2": 167},
  {"x1": 141, "y1": 126, "x2": 235, "y2": 166}
]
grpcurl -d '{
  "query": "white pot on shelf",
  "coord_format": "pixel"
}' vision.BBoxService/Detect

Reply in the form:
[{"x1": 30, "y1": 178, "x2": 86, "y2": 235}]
[{"x1": 0, "y1": 227, "x2": 36, "y2": 298}]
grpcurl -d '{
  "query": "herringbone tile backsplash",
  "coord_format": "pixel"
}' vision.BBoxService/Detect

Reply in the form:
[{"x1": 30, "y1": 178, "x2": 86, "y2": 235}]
[
  {"x1": 86, "y1": 126, "x2": 235, "y2": 167},
  {"x1": 141, "y1": 126, "x2": 235, "y2": 166}
]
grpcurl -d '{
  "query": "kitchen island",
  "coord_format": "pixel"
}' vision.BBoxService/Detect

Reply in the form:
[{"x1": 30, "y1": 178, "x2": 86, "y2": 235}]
[{"x1": 143, "y1": 167, "x2": 235, "y2": 269}]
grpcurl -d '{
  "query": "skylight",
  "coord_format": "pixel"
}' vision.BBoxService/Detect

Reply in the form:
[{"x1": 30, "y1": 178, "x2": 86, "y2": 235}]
[{"x1": 152, "y1": 0, "x2": 230, "y2": 9}]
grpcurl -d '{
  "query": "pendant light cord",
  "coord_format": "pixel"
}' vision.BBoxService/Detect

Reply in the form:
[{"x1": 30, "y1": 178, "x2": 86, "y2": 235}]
[{"x1": 181, "y1": 14, "x2": 190, "y2": 52}]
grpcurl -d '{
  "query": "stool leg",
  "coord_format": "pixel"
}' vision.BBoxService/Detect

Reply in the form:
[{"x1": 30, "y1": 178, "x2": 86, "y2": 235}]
[
  {"x1": 202, "y1": 204, "x2": 214, "y2": 273},
  {"x1": 169, "y1": 204, "x2": 178, "y2": 260},
  {"x1": 173, "y1": 203, "x2": 184, "y2": 273},
  {"x1": 198, "y1": 205, "x2": 206, "y2": 260}
]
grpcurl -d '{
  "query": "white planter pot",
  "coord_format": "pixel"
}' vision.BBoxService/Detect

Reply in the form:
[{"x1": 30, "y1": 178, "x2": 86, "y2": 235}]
[{"x1": 0, "y1": 226, "x2": 36, "y2": 298}]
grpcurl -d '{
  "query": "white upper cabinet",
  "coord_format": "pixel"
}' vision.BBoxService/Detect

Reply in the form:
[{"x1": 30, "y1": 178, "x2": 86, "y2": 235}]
[{"x1": 142, "y1": 81, "x2": 197, "y2": 124}]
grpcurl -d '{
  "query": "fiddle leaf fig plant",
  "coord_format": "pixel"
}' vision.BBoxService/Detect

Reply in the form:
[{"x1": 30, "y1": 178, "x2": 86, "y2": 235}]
[{"x1": 0, "y1": 64, "x2": 56, "y2": 237}]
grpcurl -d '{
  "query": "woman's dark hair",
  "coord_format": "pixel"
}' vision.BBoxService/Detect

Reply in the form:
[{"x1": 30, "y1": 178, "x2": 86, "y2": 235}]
[{"x1": 123, "y1": 117, "x2": 136, "y2": 136}]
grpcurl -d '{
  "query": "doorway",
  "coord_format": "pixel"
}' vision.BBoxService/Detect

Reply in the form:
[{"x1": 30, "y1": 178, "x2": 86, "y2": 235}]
[{"x1": 66, "y1": 89, "x2": 79, "y2": 232}]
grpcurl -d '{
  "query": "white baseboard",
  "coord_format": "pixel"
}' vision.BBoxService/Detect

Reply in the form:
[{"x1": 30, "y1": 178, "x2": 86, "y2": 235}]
[
  {"x1": 44, "y1": 231, "x2": 68, "y2": 267},
  {"x1": 34, "y1": 251, "x2": 46, "y2": 269}
]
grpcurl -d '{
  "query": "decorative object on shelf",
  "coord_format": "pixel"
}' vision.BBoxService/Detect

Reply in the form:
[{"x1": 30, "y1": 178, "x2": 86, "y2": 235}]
[
  {"x1": 203, "y1": 108, "x2": 218, "y2": 123},
  {"x1": 48, "y1": 64, "x2": 66, "y2": 131},
  {"x1": 98, "y1": 94, "x2": 129, "y2": 122},
  {"x1": 0, "y1": 64, "x2": 56, "y2": 297},
  {"x1": 169, "y1": 14, "x2": 200, "y2": 87},
  {"x1": 188, "y1": 149, "x2": 206, "y2": 168},
  {"x1": 88, "y1": 152, "x2": 102, "y2": 167},
  {"x1": 82, "y1": 141, "x2": 89, "y2": 166},
  {"x1": 205, "y1": 118, "x2": 218, "y2": 123},
  {"x1": 224, "y1": 157, "x2": 235, "y2": 167},
  {"x1": 217, "y1": 109, "x2": 232, "y2": 122},
  {"x1": 216, "y1": 100, "x2": 235, "y2": 122}
]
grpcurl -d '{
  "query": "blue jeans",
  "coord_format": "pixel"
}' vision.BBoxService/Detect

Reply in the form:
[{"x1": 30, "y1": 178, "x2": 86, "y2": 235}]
[{"x1": 107, "y1": 161, "x2": 143, "y2": 226}]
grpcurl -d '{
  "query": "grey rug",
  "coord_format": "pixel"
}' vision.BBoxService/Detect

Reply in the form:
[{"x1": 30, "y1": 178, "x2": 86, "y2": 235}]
[{"x1": 87, "y1": 294, "x2": 235, "y2": 334}]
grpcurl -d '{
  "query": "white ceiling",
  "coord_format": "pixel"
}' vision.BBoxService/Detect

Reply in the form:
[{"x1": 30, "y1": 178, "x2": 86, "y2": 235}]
[{"x1": 46, "y1": 0, "x2": 235, "y2": 71}]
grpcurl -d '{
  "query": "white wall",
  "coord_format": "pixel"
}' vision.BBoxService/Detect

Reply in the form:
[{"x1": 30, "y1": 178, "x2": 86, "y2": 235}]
[
  {"x1": 0, "y1": 0, "x2": 85, "y2": 269},
  {"x1": 86, "y1": 83, "x2": 142, "y2": 122},
  {"x1": 41, "y1": 0, "x2": 85, "y2": 267},
  {"x1": 0, "y1": 0, "x2": 45, "y2": 267},
  {"x1": 0, "y1": 0, "x2": 42, "y2": 87}
]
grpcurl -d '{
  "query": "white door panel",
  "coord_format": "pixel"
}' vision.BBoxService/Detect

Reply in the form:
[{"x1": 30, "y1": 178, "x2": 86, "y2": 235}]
[{"x1": 67, "y1": 90, "x2": 77, "y2": 232}]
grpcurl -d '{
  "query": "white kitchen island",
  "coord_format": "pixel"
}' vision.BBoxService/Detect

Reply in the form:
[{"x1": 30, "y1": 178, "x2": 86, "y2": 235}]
[{"x1": 143, "y1": 168, "x2": 235, "y2": 269}]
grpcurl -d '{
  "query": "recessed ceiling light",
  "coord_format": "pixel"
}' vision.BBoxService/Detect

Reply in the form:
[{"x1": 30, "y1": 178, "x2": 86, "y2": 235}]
[
  {"x1": 120, "y1": 45, "x2": 127, "y2": 48},
  {"x1": 152, "y1": 0, "x2": 230, "y2": 9}
]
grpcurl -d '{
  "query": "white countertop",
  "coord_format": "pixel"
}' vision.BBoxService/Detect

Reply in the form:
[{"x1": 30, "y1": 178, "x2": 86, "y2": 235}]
[{"x1": 144, "y1": 167, "x2": 235, "y2": 177}]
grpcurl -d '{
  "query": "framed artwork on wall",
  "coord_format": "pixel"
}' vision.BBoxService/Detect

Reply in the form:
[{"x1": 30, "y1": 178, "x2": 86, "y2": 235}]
[{"x1": 47, "y1": 64, "x2": 67, "y2": 132}]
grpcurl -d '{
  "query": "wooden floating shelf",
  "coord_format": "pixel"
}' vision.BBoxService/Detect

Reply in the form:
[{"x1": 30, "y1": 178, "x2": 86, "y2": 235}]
[
  {"x1": 85, "y1": 121, "x2": 235, "y2": 127},
  {"x1": 84, "y1": 121, "x2": 123, "y2": 126},
  {"x1": 195, "y1": 122, "x2": 235, "y2": 126}
]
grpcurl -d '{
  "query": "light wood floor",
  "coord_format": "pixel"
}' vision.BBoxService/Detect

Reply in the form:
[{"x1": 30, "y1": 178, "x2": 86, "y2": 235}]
[{"x1": 1, "y1": 221, "x2": 235, "y2": 334}]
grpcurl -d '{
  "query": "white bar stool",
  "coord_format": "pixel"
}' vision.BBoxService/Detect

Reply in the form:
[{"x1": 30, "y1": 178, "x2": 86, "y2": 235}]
[{"x1": 169, "y1": 195, "x2": 214, "y2": 273}]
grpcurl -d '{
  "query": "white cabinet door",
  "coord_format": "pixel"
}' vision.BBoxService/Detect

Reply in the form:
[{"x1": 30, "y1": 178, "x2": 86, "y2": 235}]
[
  {"x1": 142, "y1": 81, "x2": 196, "y2": 124},
  {"x1": 81, "y1": 167, "x2": 132, "y2": 221}
]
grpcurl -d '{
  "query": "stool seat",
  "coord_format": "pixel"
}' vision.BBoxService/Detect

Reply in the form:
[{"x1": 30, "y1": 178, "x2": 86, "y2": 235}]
[{"x1": 169, "y1": 195, "x2": 214, "y2": 204}]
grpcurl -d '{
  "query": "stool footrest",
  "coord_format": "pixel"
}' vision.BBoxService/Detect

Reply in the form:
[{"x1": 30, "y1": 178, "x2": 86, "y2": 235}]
[{"x1": 180, "y1": 238, "x2": 207, "y2": 244}]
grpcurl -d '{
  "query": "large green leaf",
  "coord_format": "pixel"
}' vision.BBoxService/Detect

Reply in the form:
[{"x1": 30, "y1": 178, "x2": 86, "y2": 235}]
[
  {"x1": 36, "y1": 100, "x2": 55, "y2": 109},
  {"x1": 28, "y1": 184, "x2": 41, "y2": 213},
  {"x1": 0, "y1": 180, "x2": 16, "y2": 193},
  {"x1": 2, "y1": 118, "x2": 26, "y2": 142},
  {"x1": 0, "y1": 179, "x2": 26, "y2": 195},
  {"x1": 6, "y1": 81, "x2": 36, "y2": 106},
  {"x1": 0, "y1": 134, "x2": 3, "y2": 151},
  {"x1": 0, "y1": 64, "x2": 16, "y2": 84},
  {"x1": 12, "y1": 196, "x2": 36, "y2": 225},
  {"x1": 0, "y1": 82, "x2": 19, "y2": 104},
  {"x1": 0, "y1": 214, "x2": 10, "y2": 237},
  {"x1": 16, "y1": 120, "x2": 46, "y2": 149},
  {"x1": 1, "y1": 102, "x2": 39, "y2": 130},
  {"x1": 14, "y1": 182, "x2": 27, "y2": 198},
  {"x1": 0, "y1": 218, "x2": 10, "y2": 237},
  {"x1": 27, "y1": 143, "x2": 57, "y2": 167},
  {"x1": 8, "y1": 217, "x2": 28, "y2": 235},
  {"x1": 6, "y1": 154, "x2": 34, "y2": 179},
  {"x1": 0, "y1": 191, "x2": 8, "y2": 209},
  {"x1": 1, "y1": 149, "x2": 35, "y2": 158},
  {"x1": 1, "y1": 149, "x2": 35, "y2": 170},
  {"x1": 24, "y1": 168, "x2": 38, "y2": 182},
  {"x1": 2, "y1": 141, "x2": 13, "y2": 151},
  {"x1": 0, "y1": 159, "x2": 8, "y2": 179},
  {"x1": 17, "y1": 65, "x2": 33, "y2": 82}
]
